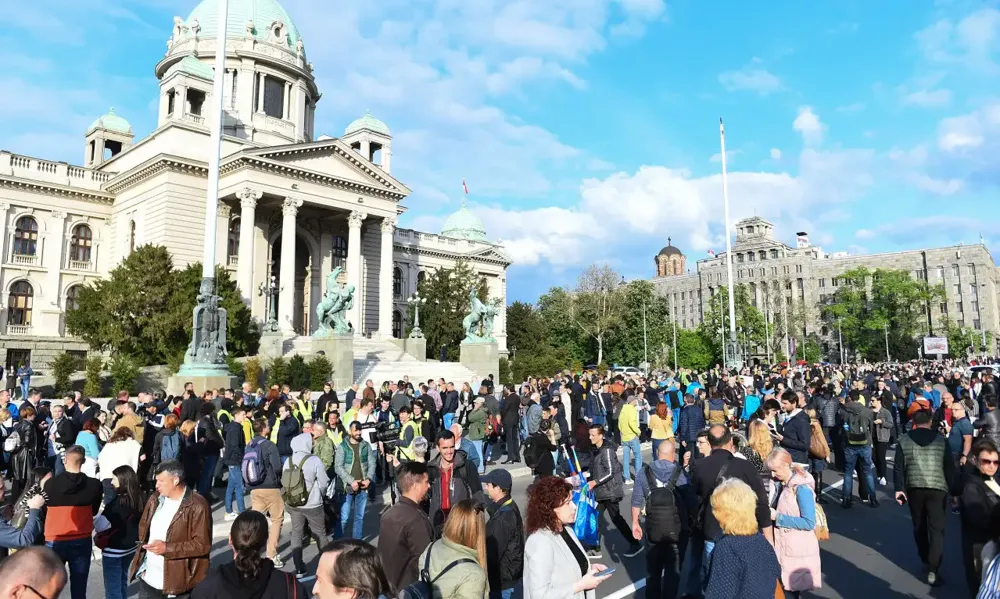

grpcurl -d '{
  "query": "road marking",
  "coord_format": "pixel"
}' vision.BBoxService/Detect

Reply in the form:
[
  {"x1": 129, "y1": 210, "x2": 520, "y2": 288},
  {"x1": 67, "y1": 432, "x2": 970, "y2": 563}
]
[{"x1": 603, "y1": 578, "x2": 646, "y2": 599}]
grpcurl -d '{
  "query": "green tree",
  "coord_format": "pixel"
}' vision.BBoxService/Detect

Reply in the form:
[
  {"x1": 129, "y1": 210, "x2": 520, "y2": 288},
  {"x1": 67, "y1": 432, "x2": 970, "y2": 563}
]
[
  {"x1": 667, "y1": 329, "x2": 715, "y2": 371},
  {"x1": 84, "y1": 356, "x2": 104, "y2": 398},
  {"x1": 50, "y1": 353, "x2": 77, "y2": 396},
  {"x1": 536, "y1": 287, "x2": 589, "y2": 364},
  {"x1": 566, "y1": 264, "x2": 626, "y2": 365},
  {"x1": 108, "y1": 353, "x2": 139, "y2": 394},
  {"x1": 170, "y1": 263, "x2": 260, "y2": 358},
  {"x1": 506, "y1": 301, "x2": 546, "y2": 357},
  {"x1": 604, "y1": 280, "x2": 670, "y2": 368},
  {"x1": 267, "y1": 357, "x2": 289, "y2": 387},
  {"x1": 307, "y1": 355, "x2": 333, "y2": 389},
  {"x1": 414, "y1": 259, "x2": 489, "y2": 361},
  {"x1": 701, "y1": 285, "x2": 767, "y2": 361},
  {"x1": 287, "y1": 354, "x2": 310, "y2": 389}
]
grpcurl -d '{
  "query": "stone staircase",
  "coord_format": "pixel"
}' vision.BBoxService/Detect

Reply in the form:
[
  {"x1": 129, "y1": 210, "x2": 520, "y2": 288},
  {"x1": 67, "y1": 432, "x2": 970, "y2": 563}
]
[{"x1": 281, "y1": 336, "x2": 480, "y2": 388}]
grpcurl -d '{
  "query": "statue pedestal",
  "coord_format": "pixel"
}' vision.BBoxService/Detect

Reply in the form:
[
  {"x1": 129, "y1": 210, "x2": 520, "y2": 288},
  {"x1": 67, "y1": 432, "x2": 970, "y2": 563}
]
[
  {"x1": 389, "y1": 336, "x2": 427, "y2": 361},
  {"x1": 258, "y1": 331, "x2": 284, "y2": 360},
  {"x1": 460, "y1": 340, "x2": 499, "y2": 382},
  {"x1": 167, "y1": 373, "x2": 238, "y2": 397},
  {"x1": 313, "y1": 334, "x2": 354, "y2": 390}
]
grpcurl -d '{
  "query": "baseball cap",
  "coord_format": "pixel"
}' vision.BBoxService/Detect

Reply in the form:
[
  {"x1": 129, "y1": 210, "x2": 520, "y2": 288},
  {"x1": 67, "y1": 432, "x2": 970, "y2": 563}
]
[
  {"x1": 481, "y1": 469, "x2": 513, "y2": 492},
  {"x1": 907, "y1": 398, "x2": 932, "y2": 419}
]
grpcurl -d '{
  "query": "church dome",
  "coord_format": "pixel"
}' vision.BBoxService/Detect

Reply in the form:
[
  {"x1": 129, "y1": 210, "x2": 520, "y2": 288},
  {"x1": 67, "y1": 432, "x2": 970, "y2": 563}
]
[
  {"x1": 441, "y1": 204, "x2": 487, "y2": 242},
  {"x1": 87, "y1": 108, "x2": 133, "y2": 135},
  {"x1": 184, "y1": 0, "x2": 302, "y2": 48},
  {"x1": 657, "y1": 237, "x2": 682, "y2": 257},
  {"x1": 346, "y1": 110, "x2": 391, "y2": 136}
]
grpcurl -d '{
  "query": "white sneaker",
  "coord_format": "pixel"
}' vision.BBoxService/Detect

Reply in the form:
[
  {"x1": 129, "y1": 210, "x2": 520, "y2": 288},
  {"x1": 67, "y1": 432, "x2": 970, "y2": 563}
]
[
  {"x1": 224, "y1": 512, "x2": 239, "y2": 521},
  {"x1": 878, "y1": 477, "x2": 887, "y2": 486},
  {"x1": 271, "y1": 555, "x2": 284, "y2": 569}
]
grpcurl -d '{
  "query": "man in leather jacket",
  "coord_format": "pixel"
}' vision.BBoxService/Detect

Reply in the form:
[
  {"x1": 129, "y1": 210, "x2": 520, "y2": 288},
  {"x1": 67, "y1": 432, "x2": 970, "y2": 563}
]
[{"x1": 974, "y1": 395, "x2": 1000, "y2": 446}]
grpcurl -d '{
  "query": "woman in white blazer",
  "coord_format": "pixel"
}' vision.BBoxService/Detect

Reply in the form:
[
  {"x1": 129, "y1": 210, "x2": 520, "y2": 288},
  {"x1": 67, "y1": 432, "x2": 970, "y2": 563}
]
[{"x1": 524, "y1": 476, "x2": 610, "y2": 599}]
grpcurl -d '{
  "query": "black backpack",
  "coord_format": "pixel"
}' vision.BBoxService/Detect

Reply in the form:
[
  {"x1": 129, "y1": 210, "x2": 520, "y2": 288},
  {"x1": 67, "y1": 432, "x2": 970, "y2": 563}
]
[
  {"x1": 398, "y1": 540, "x2": 476, "y2": 599},
  {"x1": 522, "y1": 436, "x2": 539, "y2": 469},
  {"x1": 845, "y1": 409, "x2": 870, "y2": 445},
  {"x1": 642, "y1": 463, "x2": 684, "y2": 543}
]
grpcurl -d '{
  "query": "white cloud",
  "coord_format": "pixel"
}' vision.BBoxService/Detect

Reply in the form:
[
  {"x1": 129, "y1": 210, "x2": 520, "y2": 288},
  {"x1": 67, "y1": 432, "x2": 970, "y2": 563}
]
[
  {"x1": 936, "y1": 104, "x2": 1000, "y2": 151},
  {"x1": 770, "y1": 148, "x2": 782, "y2": 160},
  {"x1": 902, "y1": 88, "x2": 953, "y2": 107},
  {"x1": 718, "y1": 58, "x2": 782, "y2": 95},
  {"x1": 911, "y1": 173, "x2": 964, "y2": 195},
  {"x1": 793, "y1": 106, "x2": 825, "y2": 146},
  {"x1": 855, "y1": 229, "x2": 875, "y2": 240},
  {"x1": 916, "y1": 8, "x2": 1000, "y2": 70}
]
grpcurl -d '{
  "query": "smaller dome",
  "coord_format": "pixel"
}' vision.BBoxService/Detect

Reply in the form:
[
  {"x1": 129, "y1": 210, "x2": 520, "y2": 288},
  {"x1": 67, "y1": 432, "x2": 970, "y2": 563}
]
[
  {"x1": 657, "y1": 237, "x2": 682, "y2": 257},
  {"x1": 87, "y1": 108, "x2": 133, "y2": 136},
  {"x1": 346, "y1": 110, "x2": 390, "y2": 136},
  {"x1": 441, "y1": 204, "x2": 487, "y2": 242}
]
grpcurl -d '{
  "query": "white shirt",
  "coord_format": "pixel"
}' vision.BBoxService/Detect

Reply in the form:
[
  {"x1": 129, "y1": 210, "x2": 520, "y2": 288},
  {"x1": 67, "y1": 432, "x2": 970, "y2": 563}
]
[
  {"x1": 142, "y1": 495, "x2": 183, "y2": 590},
  {"x1": 356, "y1": 411, "x2": 378, "y2": 446}
]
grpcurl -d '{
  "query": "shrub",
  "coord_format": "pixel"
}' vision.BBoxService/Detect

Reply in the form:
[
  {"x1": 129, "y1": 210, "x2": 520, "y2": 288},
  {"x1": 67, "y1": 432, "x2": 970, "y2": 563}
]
[
  {"x1": 288, "y1": 354, "x2": 310, "y2": 389},
  {"x1": 50, "y1": 352, "x2": 77, "y2": 396},
  {"x1": 307, "y1": 355, "x2": 333, "y2": 390},
  {"x1": 108, "y1": 354, "x2": 139, "y2": 394},
  {"x1": 226, "y1": 355, "x2": 243, "y2": 381},
  {"x1": 267, "y1": 356, "x2": 288, "y2": 387},
  {"x1": 84, "y1": 356, "x2": 104, "y2": 398},
  {"x1": 244, "y1": 356, "x2": 262, "y2": 390},
  {"x1": 498, "y1": 357, "x2": 513, "y2": 388},
  {"x1": 166, "y1": 351, "x2": 185, "y2": 376}
]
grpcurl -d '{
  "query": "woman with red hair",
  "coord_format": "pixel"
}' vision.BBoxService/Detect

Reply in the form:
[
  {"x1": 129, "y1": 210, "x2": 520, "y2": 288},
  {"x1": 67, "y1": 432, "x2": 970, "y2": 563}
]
[{"x1": 524, "y1": 476, "x2": 610, "y2": 598}]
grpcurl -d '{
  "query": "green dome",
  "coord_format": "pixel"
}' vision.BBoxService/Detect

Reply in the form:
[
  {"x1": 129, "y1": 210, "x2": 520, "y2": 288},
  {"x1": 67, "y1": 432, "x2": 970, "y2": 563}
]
[
  {"x1": 87, "y1": 108, "x2": 133, "y2": 135},
  {"x1": 185, "y1": 0, "x2": 302, "y2": 48},
  {"x1": 345, "y1": 110, "x2": 390, "y2": 136},
  {"x1": 441, "y1": 203, "x2": 488, "y2": 242}
]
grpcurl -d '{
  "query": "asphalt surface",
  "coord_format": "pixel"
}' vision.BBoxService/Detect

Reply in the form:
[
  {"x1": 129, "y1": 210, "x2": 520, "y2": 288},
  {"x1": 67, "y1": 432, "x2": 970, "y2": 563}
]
[{"x1": 54, "y1": 444, "x2": 975, "y2": 599}]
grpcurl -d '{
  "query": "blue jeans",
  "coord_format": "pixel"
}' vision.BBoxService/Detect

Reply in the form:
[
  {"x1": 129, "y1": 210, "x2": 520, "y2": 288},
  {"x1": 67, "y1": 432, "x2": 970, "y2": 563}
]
[
  {"x1": 225, "y1": 464, "x2": 245, "y2": 513},
  {"x1": 102, "y1": 553, "x2": 131, "y2": 599},
  {"x1": 622, "y1": 437, "x2": 642, "y2": 481},
  {"x1": 843, "y1": 444, "x2": 876, "y2": 501},
  {"x1": 47, "y1": 538, "x2": 92, "y2": 599},
  {"x1": 472, "y1": 440, "x2": 486, "y2": 473},
  {"x1": 672, "y1": 409, "x2": 680, "y2": 433},
  {"x1": 652, "y1": 439, "x2": 664, "y2": 460},
  {"x1": 701, "y1": 539, "x2": 716, "y2": 590},
  {"x1": 198, "y1": 453, "x2": 218, "y2": 498},
  {"x1": 19, "y1": 381, "x2": 28, "y2": 400},
  {"x1": 340, "y1": 489, "x2": 368, "y2": 539},
  {"x1": 444, "y1": 413, "x2": 455, "y2": 430},
  {"x1": 490, "y1": 584, "x2": 519, "y2": 599}
]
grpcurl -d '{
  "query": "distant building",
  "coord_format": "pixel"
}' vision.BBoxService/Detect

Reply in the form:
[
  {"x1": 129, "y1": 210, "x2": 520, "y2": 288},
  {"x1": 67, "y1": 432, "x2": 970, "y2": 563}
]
[{"x1": 651, "y1": 216, "x2": 999, "y2": 358}]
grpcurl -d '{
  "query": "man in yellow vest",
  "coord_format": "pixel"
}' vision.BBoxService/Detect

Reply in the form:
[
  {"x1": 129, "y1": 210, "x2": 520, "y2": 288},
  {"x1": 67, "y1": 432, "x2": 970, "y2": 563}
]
[
  {"x1": 293, "y1": 391, "x2": 314, "y2": 425},
  {"x1": 396, "y1": 406, "x2": 420, "y2": 462}
]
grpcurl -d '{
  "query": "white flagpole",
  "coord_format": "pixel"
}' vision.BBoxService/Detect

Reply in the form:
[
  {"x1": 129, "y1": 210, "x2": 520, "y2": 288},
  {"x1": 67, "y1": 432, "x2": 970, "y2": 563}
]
[
  {"x1": 201, "y1": 0, "x2": 229, "y2": 280},
  {"x1": 720, "y1": 118, "x2": 739, "y2": 367}
]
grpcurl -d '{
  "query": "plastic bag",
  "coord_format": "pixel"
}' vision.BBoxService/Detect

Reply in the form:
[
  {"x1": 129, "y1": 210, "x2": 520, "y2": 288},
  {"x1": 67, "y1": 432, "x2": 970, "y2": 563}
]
[{"x1": 573, "y1": 486, "x2": 599, "y2": 547}]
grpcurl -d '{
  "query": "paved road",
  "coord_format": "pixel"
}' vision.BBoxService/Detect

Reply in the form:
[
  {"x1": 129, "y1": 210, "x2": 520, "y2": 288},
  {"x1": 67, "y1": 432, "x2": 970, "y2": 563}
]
[{"x1": 56, "y1": 445, "x2": 974, "y2": 599}]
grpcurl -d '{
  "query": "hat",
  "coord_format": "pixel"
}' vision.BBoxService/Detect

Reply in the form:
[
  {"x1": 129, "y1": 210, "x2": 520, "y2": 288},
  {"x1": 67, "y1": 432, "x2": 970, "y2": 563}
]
[
  {"x1": 474, "y1": 396, "x2": 486, "y2": 404},
  {"x1": 481, "y1": 469, "x2": 513, "y2": 492},
  {"x1": 907, "y1": 398, "x2": 932, "y2": 418}
]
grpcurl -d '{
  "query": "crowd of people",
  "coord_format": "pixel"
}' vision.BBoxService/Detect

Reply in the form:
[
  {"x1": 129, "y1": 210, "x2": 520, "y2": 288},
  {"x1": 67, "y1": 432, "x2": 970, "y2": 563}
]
[{"x1": 0, "y1": 359, "x2": 999, "y2": 599}]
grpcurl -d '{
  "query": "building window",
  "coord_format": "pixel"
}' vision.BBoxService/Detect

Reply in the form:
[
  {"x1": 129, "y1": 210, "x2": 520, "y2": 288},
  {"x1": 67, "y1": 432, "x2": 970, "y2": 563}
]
[
  {"x1": 332, "y1": 236, "x2": 347, "y2": 268},
  {"x1": 771, "y1": 267, "x2": 778, "y2": 275},
  {"x1": 70, "y1": 224, "x2": 93, "y2": 262},
  {"x1": 263, "y1": 75, "x2": 285, "y2": 119},
  {"x1": 952, "y1": 264, "x2": 960, "y2": 277},
  {"x1": 968, "y1": 264, "x2": 976, "y2": 276},
  {"x1": 7, "y1": 281, "x2": 33, "y2": 326},
  {"x1": 957, "y1": 301, "x2": 964, "y2": 313},
  {"x1": 737, "y1": 254, "x2": 744, "y2": 263},
  {"x1": 759, "y1": 250, "x2": 767, "y2": 261},
  {"x1": 770, "y1": 249, "x2": 778, "y2": 259},
  {"x1": 759, "y1": 268, "x2": 765, "y2": 277},
  {"x1": 783, "y1": 265, "x2": 790, "y2": 274},
  {"x1": 392, "y1": 309, "x2": 402, "y2": 338},
  {"x1": 748, "y1": 252, "x2": 755, "y2": 262},
  {"x1": 970, "y1": 284, "x2": 978, "y2": 297},
  {"x1": 972, "y1": 300, "x2": 979, "y2": 314},
  {"x1": 832, "y1": 278, "x2": 839, "y2": 287},
  {"x1": 129, "y1": 220, "x2": 136, "y2": 254},
  {"x1": 796, "y1": 264, "x2": 803, "y2": 273},
  {"x1": 227, "y1": 218, "x2": 240, "y2": 260},
  {"x1": 939, "y1": 302, "x2": 948, "y2": 314},
  {"x1": 66, "y1": 285, "x2": 83, "y2": 311},
  {"x1": 819, "y1": 279, "x2": 826, "y2": 288},
  {"x1": 953, "y1": 284, "x2": 961, "y2": 296},
  {"x1": 417, "y1": 270, "x2": 426, "y2": 288},
  {"x1": 974, "y1": 319, "x2": 982, "y2": 330},
  {"x1": 393, "y1": 266, "x2": 402, "y2": 298},
  {"x1": 935, "y1": 266, "x2": 944, "y2": 280},
  {"x1": 13, "y1": 217, "x2": 38, "y2": 256}
]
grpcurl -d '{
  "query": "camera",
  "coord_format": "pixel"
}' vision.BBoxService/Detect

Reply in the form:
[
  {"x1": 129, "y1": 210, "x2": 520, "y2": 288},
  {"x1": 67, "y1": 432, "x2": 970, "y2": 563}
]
[{"x1": 373, "y1": 420, "x2": 401, "y2": 446}]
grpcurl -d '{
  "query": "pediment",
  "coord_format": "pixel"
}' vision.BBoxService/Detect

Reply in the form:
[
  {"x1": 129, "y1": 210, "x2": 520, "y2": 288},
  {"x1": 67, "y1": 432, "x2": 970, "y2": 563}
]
[
  {"x1": 243, "y1": 140, "x2": 411, "y2": 196},
  {"x1": 469, "y1": 245, "x2": 512, "y2": 264}
]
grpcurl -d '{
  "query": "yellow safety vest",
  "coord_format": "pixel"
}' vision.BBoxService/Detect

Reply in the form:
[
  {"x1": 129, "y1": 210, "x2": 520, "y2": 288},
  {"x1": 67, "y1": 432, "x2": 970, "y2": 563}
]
[
  {"x1": 295, "y1": 399, "x2": 313, "y2": 421},
  {"x1": 217, "y1": 409, "x2": 232, "y2": 436},
  {"x1": 241, "y1": 419, "x2": 252, "y2": 445},
  {"x1": 397, "y1": 420, "x2": 420, "y2": 461},
  {"x1": 344, "y1": 408, "x2": 359, "y2": 427},
  {"x1": 270, "y1": 420, "x2": 281, "y2": 443},
  {"x1": 326, "y1": 427, "x2": 343, "y2": 446}
]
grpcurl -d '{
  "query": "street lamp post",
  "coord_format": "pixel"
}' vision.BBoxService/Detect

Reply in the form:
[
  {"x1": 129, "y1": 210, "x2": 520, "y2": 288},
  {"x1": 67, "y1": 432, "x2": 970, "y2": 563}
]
[
  {"x1": 719, "y1": 118, "x2": 742, "y2": 369},
  {"x1": 407, "y1": 292, "x2": 427, "y2": 338},
  {"x1": 642, "y1": 300, "x2": 648, "y2": 371},
  {"x1": 838, "y1": 318, "x2": 845, "y2": 365},
  {"x1": 670, "y1": 292, "x2": 678, "y2": 372},
  {"x1": 257, "y1": 275, "x2": 283, "y2": 332},
  {"x1": 177, "y1": 0, "x2": 231, "y2": 380},
  {"x1": 884, "y1": 322, "x2": 891, "y2": 362}
]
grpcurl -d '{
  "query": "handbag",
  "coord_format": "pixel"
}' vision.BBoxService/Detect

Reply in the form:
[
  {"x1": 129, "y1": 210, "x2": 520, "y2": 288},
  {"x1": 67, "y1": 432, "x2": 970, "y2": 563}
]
[
  {"x1": 814, "y1": 503, "x2": 830, "y2": 541},
  {"x1": 808, "y1": 421, "x2": 829, "y2": 460}
]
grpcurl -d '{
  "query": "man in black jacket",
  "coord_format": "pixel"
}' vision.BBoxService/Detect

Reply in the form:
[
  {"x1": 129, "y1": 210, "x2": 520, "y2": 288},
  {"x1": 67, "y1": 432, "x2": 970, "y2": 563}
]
[
  {"x1": 689, "y1": 425, "x2": 771, "y2": 590},
  {"x1": 587, "y1": 424, "x2": 642, "y2": 558},
  {"x1": 482, "y1": 469, "x2": 524, "y2": 599},
  {"x1": 222, "y1": 407, "x2": 247, "y2": 519},
  {"x1": 775, "y1": 390, "x2": 811, "y2": 465},
  {"x1": 500, "y1": 386, "x2": 521, "y2": 464},
  {"x1": 378, "y1": 461, "x2": 433, "y2": 591}
]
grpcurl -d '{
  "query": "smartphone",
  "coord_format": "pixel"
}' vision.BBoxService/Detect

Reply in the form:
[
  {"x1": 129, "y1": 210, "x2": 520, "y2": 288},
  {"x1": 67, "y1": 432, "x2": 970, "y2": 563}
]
[{"x1": 598, "y1": 568, "x2": 617, "y2": 577}]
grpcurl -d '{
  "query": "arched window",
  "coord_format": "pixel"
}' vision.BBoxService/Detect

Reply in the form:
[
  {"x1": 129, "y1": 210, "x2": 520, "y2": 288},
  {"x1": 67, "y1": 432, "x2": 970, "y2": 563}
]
[
  {"x1": 393, "y1": 266, "x2": 402, "y2": 298},
  {"x1": 7, "y1": 281, "x2": 33, "y2": 326},
  {"x1": 227, "y1": 218, "x2": 240, "y2": 260},
  {"x1": 392, "y1": 309, "x2": 402, "y2": 338},
  {"x1": 417, "y1": 270, "x2": 426, "y2": 287},
  {"x1": 332, "y1": 236, "x2": 348, "y2": 268},
  {"x1": 66, "y1": 285, "x2": 82, "y2": 311},
  {"x1": 13, "y1": 217, "x2": 38, "y2": 256},
  {"x1": 129, "y1": 220, "x2": 136, "y2": 253},
  {"x1": 70, "y1": 224, "x2": 93, "y2": 262}
]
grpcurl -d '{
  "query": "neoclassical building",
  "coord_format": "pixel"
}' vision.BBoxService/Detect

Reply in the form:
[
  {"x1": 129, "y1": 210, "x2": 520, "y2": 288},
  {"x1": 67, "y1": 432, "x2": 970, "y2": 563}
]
[
  {"x1": 651, "y1": 216, "x2": 1000, "y2": 359},
  {"x1": 0, "y1": 0, "x2": 510, "y2": 371}
]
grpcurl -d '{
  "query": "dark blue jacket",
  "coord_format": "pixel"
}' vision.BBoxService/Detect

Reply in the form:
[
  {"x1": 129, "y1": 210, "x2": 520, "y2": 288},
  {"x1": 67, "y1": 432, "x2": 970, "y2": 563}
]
[
  {"x1": 704, "y1": 533, "x2": 781, "y2": 599},
  {"x1": 677, "y1": 404, "x2": 705, "y2": 443},
  {"x1": 778, "y1": 410, "x2": 811, "y2": 464}
]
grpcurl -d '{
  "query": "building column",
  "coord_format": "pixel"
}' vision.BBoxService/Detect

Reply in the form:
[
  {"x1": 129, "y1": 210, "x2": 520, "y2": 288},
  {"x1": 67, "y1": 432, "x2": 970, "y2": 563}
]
[
  {"x1": 360, "y1": 139, "x2": 371, "y2": 162},
  {"x1": 382, "y1": 147, "x2": 391, "y2": 173},
  {"x1": 346, "y1": 210, "x2": 367, "y2": 335},
  {"x1": 237, "y1": 187, "x2": 261, "y2": 303},
  {"x1": 215, "y1": 203, "x2": 231, "y2": 268},
  {"x1": 178, "y1": 85, "x2": 188, "y2": 117},
  {"x1": 278, "y1": 197, "x2": 302, "y2": 333},
  {"x1": 256, "y1": 73, "x2": 265, "y2": 112},
  {"x1": 0, "y1": 202, "x2": 8, "y2": 262},
  {"x1": 378, "y1": 217, "x2": 395, "y2": 338},
  {"x1": 283, "y1": 81, "x2": 291, "y2": 120}
]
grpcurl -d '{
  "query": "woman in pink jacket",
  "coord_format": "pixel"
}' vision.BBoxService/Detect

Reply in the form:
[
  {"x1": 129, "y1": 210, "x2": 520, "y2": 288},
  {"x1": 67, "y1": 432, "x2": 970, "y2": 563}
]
[{"x1": 766, "y1": 448, "x2": 822, "y2": 598}]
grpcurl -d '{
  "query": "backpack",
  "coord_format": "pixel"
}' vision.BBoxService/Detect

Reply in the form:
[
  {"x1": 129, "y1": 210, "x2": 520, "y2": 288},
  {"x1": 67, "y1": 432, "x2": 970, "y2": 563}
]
[
  {"x1": 3, "y1": 430, "x2": 21, "y2": 453},
  {"x1": 160, "y1": 432, "x2": 180, "y2": 462},
  {"x1": 844, "y1": 409, "x2": 870, "y2": 445},
  {"x1": 522, "y1": 436, "x2": 539, "y2": 469},
  {"x1": 281, "y1": 455, "x2": 313, "y2": 507},
  {"x1": 642, "y1": 463, "x2": 684, "y2": 543},
  {"x1": 398, "y1": 540, "x2": 477, "y2": 599},
  {"x1": 242, "y1": 439, "x2": 267, "y2": 486}
]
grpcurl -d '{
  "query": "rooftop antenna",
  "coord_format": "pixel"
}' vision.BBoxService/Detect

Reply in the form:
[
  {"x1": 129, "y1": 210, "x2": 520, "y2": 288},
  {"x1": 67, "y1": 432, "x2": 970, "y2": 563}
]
[{"x1": 461, "y1": 179, "x2": 469, "y2": 208}]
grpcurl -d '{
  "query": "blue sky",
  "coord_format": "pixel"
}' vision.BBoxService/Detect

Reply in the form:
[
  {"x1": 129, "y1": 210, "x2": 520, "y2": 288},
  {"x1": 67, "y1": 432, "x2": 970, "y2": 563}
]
[{"x1": 2, "y1": 0, "x2": 999, "y2": 303}]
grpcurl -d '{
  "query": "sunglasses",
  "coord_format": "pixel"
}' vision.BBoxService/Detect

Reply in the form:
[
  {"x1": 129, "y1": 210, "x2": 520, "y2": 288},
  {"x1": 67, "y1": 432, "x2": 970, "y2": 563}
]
[{"x1": 980, "y1": 458, "x2": 999, "y2": 466}]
